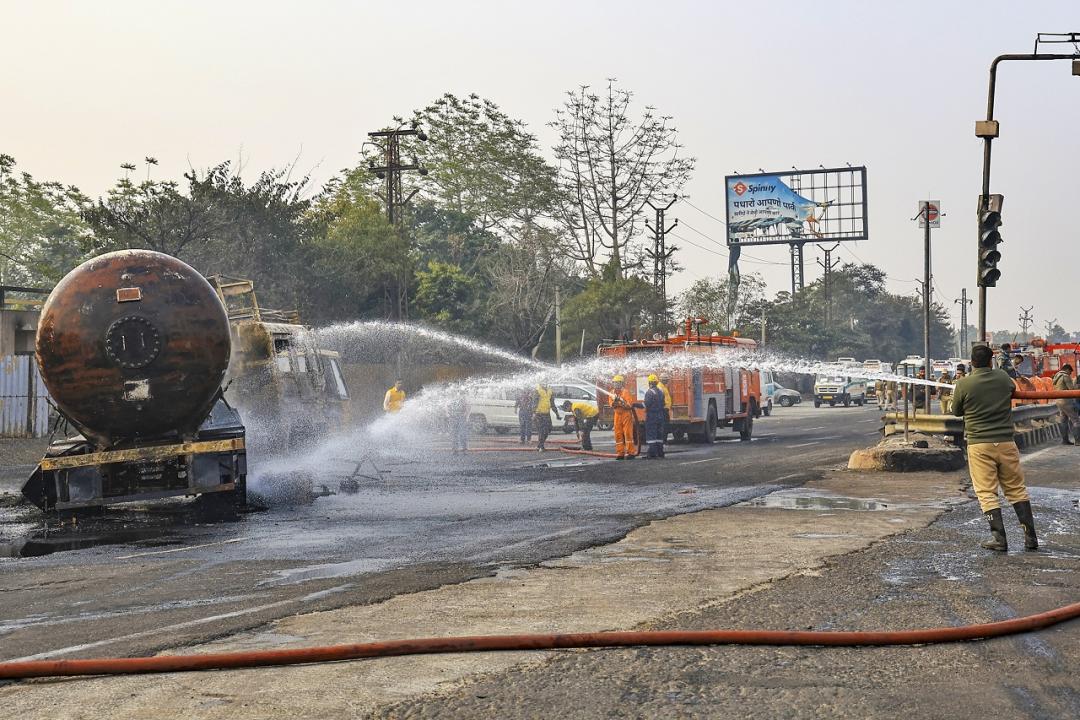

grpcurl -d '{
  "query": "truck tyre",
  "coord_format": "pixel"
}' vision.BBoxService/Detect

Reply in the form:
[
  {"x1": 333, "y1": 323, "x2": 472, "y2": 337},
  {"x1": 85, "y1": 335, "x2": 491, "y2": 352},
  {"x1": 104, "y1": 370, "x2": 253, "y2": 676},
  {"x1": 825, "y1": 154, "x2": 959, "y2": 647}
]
[
  {"x1": 856, "y1": 397, "x2": 864, "y2": 407},
  {"x1": 704, "y1": 405, "x2": 718, "y2": 444},
  {"x1": 672, "y1": 429, "x2": 686, "y2": 443},
  {"x1": 814, "y1": 399, "x2": 821, "y2": 408},
  {"x1": 843, "y1": 396, "x2": 851, "y2": 408},
  {"x1": 763, "y1": 400, "x2": 772, "y2": 417},
  {"x1": 740, "y1": 406, "x2": 755, "y2": 441}
]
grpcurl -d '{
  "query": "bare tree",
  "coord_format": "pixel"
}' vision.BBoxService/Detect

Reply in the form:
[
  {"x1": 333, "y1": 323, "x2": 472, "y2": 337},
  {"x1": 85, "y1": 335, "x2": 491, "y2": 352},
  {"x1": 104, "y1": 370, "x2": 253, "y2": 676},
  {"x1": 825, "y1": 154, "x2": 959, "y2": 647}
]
[
  {"x1": 550, "y1": 80, "x2": 694, "y2": 277},
  {"x1": 484, "y1": 227, "x2": 571, "y2": 353}
]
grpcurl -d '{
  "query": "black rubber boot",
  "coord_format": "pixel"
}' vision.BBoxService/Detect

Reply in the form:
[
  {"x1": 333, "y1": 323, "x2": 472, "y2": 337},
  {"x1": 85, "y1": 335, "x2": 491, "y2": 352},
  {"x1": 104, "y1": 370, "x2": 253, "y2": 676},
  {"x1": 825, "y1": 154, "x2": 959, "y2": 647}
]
[
  {"x1": 981, "y1": 508, "x2": 1008, "y2": 552},
  {"x1": 1012, "y1": 500, "x2": 1038, "y2": 551}
]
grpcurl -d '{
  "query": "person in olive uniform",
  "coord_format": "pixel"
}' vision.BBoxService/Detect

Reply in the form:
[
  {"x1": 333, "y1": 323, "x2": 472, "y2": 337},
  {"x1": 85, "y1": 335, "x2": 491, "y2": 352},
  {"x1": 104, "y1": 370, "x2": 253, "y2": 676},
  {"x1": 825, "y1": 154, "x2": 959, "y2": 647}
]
[{"x1": 951, "y1": 345, "x2": 1037, "y2": 551}]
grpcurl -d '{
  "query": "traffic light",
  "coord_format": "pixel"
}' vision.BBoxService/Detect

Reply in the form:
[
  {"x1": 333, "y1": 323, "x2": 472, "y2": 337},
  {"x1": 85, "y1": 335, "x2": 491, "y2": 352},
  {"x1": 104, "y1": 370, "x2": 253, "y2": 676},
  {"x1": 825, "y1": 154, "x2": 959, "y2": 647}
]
[{"x1": 977, "y1": 209, "x2": 1002, "y2": 287}]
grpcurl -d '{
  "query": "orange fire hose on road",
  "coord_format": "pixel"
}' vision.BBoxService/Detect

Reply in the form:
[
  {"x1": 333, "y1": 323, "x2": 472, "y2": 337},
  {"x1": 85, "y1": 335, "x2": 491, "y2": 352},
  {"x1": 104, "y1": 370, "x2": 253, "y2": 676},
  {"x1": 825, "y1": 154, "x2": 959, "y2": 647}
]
[
  {"x1": 559, "y1": 447, "x2": 619, "y2": 458},
  {"x1": 2, "y1": 601, "x2": 1080, "y2": 679},
  {"x1": 5, "y1": 387, "x2": 1076, "y2": 681}
]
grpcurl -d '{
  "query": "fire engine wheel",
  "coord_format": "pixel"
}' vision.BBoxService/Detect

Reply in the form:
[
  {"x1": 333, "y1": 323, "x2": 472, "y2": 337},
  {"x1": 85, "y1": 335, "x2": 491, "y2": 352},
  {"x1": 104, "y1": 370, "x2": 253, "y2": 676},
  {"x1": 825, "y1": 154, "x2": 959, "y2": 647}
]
[
  {"x1": 704, "y1": 406, "x2": 718, "y2": 444},
  {"x1": 740, "y1": 410, "x2": 754, "y2": 441},
  {"x1": 762, "y1": 400, "x2": 772, "y2": 417}
]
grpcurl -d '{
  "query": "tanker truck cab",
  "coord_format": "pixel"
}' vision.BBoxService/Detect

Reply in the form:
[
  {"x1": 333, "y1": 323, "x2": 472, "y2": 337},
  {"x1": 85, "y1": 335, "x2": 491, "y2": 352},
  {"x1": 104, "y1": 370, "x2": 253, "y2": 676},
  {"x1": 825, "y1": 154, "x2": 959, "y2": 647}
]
[
  {"x1": 813, "y1": 371, "x2": 866, "y2": 407},
  {"x1": 211, "y1": 276, "x2": 351, "y2": 458}
]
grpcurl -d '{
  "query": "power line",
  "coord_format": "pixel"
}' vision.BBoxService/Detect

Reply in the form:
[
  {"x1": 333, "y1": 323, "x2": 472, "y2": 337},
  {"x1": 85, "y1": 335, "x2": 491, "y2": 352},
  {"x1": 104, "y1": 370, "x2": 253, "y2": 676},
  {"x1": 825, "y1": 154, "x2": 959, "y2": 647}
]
[
  {"x1": 668, "y1": 231, "x2": 730, "y2": 259},
  {"x1": 679, "y1": 221, "x2": 787, "y2": 265},
  {"x1": 682, "y1": 198, "x2": 728, "y2": 226}
]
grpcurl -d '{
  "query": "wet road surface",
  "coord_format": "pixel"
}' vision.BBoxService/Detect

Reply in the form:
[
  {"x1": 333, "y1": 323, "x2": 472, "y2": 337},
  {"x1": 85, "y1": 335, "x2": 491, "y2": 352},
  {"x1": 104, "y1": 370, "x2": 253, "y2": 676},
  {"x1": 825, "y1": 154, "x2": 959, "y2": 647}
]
[{"x1": 1, "y1": 403, "x2": 884, "y2": 662}]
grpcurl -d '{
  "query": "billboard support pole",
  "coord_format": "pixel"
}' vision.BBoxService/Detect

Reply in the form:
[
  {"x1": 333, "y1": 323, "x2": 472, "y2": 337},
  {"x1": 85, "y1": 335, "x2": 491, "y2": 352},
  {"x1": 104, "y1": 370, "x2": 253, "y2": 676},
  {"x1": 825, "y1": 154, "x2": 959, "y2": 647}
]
[{"x1": 789, "y1": 242, "x2": 806, "y2": 296}]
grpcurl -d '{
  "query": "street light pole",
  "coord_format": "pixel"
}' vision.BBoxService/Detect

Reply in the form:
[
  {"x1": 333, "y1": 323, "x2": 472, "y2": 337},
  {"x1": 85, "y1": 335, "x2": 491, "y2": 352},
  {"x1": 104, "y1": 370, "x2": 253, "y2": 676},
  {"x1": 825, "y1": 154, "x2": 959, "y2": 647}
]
[
  {"x1": 975, "y1": 34, "x2": 1080, "y2": 343},
  {"x1": 923, "y1": 201, "x2": 932, "y2": 390}
]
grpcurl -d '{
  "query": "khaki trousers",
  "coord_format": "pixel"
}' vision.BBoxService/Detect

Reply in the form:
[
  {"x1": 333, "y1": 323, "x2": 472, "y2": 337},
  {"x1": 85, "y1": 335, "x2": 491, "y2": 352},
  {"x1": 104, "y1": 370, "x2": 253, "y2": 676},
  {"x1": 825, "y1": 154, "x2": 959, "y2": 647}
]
[
  {"x1": 940, "y1": 396, "x2": 952, "y2": 415},
  {"x1": 966, "y1": 441, "x2": 1028, "y2": 511},
  {"x1": 1057, "y1": 400, "x2": 1079, "y2": 442}
]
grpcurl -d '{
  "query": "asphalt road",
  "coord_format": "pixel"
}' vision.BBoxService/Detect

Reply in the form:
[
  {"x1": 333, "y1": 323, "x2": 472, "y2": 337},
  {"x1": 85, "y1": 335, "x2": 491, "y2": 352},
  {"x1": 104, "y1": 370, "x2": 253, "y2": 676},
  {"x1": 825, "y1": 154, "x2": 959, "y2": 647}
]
[{"x1": 0, "y1": 401, "x2": 884, "y2": 663}]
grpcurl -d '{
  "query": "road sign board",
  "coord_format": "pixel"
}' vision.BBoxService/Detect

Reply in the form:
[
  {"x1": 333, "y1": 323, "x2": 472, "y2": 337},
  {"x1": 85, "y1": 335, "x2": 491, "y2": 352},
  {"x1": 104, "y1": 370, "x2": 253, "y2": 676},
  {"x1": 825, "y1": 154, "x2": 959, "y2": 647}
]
[{"x1": 918, "y1": 200, "x2": 941, "y2": 228}]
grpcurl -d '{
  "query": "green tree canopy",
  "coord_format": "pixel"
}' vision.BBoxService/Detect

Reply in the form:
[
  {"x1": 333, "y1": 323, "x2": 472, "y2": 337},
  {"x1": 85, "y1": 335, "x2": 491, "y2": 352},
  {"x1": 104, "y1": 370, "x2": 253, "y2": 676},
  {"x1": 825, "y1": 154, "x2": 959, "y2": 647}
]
[{"x1": 0, "y1": 154, "x2": 92, "y2": 285}]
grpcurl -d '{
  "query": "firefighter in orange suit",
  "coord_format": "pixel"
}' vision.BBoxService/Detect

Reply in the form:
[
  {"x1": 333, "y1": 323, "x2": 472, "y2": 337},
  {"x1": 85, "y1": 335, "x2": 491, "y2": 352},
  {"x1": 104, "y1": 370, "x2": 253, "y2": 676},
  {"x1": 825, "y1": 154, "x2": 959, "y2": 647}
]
[{"x1": 610, "y1": 375, "x2": 638, "y2": 459}]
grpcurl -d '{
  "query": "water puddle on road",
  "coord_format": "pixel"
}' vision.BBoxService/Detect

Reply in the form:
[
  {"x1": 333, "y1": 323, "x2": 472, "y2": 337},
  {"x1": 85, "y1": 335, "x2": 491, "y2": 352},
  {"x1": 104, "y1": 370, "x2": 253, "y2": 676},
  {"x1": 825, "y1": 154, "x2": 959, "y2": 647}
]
[
  {"x1": 0, "y1": 499, "x2": 243, "y2": 559},
  {"x1": 744, "y1": 491, "x2": 892, "y2": 512},
  {"x1": 0, "y1": 528, "x2": 184, "y2": 558}
]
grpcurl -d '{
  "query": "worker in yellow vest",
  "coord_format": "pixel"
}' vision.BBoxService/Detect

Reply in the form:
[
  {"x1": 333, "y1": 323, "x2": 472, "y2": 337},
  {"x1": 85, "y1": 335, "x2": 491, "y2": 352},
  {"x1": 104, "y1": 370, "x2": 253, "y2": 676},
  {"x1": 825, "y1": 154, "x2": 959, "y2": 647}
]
[
  {"x1": 562, "y1": 400, "x2": 599, "y2": 451},
  {"x1": 533, "y1": 383, "x2": 560, "y2": 450},
  {"x1": 383, "y1": 379, "x2": 406, "y2": 413}
]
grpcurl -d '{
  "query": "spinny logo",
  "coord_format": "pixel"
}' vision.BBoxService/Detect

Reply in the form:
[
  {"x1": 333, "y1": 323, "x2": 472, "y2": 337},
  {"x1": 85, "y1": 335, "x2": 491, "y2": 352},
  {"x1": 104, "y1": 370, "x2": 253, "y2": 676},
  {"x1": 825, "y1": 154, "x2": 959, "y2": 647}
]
[{"x1": 733, "y1": 181, "x2": 747, "y2": 196}]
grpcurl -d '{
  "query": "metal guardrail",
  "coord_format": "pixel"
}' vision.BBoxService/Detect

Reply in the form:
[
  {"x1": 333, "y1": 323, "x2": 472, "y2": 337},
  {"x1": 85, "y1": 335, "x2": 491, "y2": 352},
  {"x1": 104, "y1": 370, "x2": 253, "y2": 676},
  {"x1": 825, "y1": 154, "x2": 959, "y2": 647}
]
[
  {"x1": 883, "y1": 404, "x2": 1061, "y2": 437},
  {"x1": 1011, "y1": 404, "x2": 1061, "y2": 423}
]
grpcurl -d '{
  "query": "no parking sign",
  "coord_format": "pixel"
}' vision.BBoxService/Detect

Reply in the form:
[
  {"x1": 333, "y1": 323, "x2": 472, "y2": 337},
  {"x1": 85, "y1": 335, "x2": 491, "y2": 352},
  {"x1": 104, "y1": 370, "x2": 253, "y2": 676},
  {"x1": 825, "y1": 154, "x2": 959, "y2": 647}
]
[{"x1": 918, "y1": 200, "x2": 941, "y2": 228}]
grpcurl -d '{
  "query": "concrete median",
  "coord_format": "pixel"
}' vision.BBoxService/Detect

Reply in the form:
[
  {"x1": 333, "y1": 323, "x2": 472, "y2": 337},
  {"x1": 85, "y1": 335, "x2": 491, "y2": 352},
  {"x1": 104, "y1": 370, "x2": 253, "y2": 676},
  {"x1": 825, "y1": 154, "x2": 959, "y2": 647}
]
[{"x1": 851, "y1": 404, "x2": 1063, "y2": 472}]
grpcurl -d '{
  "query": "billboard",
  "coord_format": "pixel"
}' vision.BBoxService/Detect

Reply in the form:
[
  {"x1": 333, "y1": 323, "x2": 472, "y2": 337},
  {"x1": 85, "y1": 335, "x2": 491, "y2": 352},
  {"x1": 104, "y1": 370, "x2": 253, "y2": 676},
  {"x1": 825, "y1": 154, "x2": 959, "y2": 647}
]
[{"x1": 725, "y1": 166, "x2": 868, "y2": 246}]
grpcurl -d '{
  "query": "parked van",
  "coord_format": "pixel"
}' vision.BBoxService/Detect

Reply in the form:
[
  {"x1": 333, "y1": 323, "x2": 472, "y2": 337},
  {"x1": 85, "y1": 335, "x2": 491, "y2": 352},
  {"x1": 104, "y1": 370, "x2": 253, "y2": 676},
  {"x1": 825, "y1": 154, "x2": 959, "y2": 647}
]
[{"x1": 467, "y1": 385, "x2": 519, "y2": 434}]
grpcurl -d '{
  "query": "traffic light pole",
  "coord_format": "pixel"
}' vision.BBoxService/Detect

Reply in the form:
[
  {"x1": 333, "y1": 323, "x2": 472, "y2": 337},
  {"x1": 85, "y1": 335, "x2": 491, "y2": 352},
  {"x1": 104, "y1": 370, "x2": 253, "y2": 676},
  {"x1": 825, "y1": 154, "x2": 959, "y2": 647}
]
[{"x1": 976, "y1": 44, "x2": 1080, "y2": 343}]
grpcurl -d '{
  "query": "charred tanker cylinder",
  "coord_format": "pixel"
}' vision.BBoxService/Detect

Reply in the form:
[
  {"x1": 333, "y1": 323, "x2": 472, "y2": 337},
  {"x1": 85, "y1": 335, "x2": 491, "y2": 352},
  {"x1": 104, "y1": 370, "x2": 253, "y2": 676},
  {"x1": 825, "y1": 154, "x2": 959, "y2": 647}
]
[
  {"x1": 36, "y1": 250, "x2": 231, "y2": 446},
  {"x1": 23, "y1": 250, "x2": 247, "y2": 513}
]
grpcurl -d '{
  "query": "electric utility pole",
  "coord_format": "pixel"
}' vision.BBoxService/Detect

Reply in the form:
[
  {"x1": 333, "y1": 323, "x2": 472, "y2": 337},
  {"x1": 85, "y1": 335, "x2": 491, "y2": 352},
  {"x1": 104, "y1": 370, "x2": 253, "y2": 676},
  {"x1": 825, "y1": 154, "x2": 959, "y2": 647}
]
[
  {"x1": 955, "y1": 289, "x2": 972, "y2": 355},
  {"x1": 1018, "y1": 305, "x2": 1034, "y2": 339},
  {"x1": 645, "y1": 197, "x2": 678, "y2": 305},
  {"x1": 919, "y1": 201, "x2": 936, "y2": 381},
  {"x1": 367, "y1": 123, "x2": 429, "y2": 319},
  {"x1": 1044, "y1": 318, "x2": 1058, "y2": 342},
  {"x1": 816, "y1": 243, "x2": 841, "y2": 327}
]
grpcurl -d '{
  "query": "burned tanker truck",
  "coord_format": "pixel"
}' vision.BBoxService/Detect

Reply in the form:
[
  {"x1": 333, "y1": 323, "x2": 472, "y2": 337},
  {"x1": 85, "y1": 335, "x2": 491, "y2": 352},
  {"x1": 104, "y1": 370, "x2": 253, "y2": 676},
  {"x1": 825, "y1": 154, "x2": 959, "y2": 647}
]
[{"x1": 21, "y1": 250, "x2": 247, "y2": 513}]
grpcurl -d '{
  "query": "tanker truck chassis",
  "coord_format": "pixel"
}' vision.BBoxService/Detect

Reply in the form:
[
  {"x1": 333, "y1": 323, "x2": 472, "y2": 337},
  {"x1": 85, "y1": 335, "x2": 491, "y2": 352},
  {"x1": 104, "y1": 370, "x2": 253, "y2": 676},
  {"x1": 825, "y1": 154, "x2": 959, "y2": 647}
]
[
  {"x1": 23, "y1": 398, "x2": 247, "y2": 512},
  {"x1": 22, "y1": 249, "x2": 249, "y2": 514}
]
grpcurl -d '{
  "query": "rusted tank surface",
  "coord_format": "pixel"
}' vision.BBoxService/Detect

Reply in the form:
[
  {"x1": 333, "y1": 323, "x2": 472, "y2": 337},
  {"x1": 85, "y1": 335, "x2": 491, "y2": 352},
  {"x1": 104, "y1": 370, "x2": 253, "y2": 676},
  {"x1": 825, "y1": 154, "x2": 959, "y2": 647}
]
[{"x1": 35, "y1": 250, "x2": 230, "y2": 447}]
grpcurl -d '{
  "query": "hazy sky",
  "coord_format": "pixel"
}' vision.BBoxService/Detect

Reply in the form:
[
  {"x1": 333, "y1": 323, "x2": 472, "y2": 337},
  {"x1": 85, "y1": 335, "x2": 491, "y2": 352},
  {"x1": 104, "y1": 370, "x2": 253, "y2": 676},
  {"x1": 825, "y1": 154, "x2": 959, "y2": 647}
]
[{"x1": 4, "y1": 1, "x2": 1079, "y2": 333}]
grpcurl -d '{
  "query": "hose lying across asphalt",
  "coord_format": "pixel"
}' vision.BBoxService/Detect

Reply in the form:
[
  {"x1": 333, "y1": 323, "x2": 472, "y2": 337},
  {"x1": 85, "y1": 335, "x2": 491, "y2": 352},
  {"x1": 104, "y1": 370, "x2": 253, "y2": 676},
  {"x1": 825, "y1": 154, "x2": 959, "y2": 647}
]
[
  {"x1": 3, "y1": 386, "x2": 1074, "y2": 681},
  {"x1": 3, "y1": 602, "x2": 1079, "y2": 679}
]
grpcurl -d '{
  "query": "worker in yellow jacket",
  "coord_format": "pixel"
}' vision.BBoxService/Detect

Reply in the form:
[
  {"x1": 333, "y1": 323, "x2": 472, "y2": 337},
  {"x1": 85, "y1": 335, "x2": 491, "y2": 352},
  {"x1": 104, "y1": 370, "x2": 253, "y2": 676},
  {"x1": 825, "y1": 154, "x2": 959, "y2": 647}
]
[
  {"x1": 383, "y1": 379, "x2": 406, "y2": 413},
  {"x1": 562, "y1": 400, "x2": 599, "y2": 451},
  {"x1": 533, "y1": 383, "x2": 560, "y2": 450}
]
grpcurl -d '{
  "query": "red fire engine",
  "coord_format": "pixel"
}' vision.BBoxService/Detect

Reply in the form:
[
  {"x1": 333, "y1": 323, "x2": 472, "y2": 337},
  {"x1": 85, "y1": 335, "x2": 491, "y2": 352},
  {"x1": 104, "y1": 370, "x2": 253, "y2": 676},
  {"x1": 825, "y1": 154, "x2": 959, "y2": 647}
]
[
  {"x1": 597, "y1": 319, "x2": 763, "y2": 444},
  {"x1": 1040, "y1": 342, "x2": 1080, "y2": 379}
]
